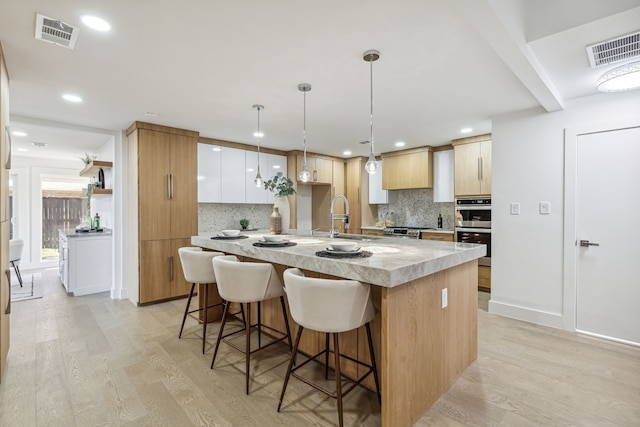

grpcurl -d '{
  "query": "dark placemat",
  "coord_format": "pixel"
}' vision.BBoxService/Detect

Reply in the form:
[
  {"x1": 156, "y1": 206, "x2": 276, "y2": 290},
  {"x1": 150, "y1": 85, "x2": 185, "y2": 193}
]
[
  {"x1": 211, "y1": 235, "x2": 249, "y2": 240},
  {"x1": 253, "y1": 241, "x2": 297, "y2": 248},
  {"x1": 316, "y1": 250, "x2": 373, "y2": 259}
]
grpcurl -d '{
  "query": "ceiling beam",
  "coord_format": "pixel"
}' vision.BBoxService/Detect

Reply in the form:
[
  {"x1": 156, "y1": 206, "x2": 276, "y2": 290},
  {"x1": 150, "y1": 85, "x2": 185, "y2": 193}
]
[{"x1": 453, "y1": 0, "x2": 565, "y2": 112}]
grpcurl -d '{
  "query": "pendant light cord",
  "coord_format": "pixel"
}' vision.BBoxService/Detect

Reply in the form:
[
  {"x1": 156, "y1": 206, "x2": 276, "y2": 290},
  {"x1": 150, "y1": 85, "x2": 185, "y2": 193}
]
[
  {"x1": 256, "y1": 107, "x2": 261, "y2": 171},
  {"x1": 369, "y1": 56, "x2": 374, "y2": 156},
  {"x1": 303, "y1": 89, "x2": 307, "y2": 165}
]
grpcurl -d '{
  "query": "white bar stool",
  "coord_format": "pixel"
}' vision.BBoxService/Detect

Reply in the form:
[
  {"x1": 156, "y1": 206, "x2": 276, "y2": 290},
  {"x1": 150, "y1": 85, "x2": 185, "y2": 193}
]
[
  {"x1": 278, "y1": 268, "x2": 381, "y2": 427},
  {"x1": 211, "y1": 255, "x2": 293, "y2": 395},
  {"x1": 177, "y1": 247, "x2": 225, "y2": 354},
  {"x1": 9, "y1": 239, "x2": 24, "y2": 287}
]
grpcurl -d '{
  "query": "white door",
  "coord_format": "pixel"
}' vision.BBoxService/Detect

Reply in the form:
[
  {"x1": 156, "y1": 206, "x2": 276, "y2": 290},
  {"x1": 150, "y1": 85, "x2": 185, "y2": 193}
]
[{"x1": 576, "y1": 126, "x2": 640, "y2": 345}]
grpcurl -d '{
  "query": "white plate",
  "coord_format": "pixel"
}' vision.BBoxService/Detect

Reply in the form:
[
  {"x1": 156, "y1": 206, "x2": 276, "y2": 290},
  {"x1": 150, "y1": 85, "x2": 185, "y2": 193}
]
[{"x1": 326, "y1": 246, "x2": 361, "y2": 253}]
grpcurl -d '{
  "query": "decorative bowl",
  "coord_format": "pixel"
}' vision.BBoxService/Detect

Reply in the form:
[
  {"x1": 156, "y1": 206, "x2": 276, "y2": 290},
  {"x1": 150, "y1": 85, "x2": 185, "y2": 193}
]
[
  {"x1": 263, "y1": 235, "x2": 286, "y2": 242},
  {"x1": 221, "y1": 229, "x2": 240, "y2": 236},
  {"x1": 329, "y1": 242, "x2": 359, "y2": 252}
]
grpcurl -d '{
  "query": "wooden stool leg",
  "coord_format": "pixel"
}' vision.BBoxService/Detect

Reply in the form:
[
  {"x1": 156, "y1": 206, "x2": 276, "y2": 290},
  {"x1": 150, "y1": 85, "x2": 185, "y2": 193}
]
[
  {"x1": 202, "y1": 283, "x2": 209, "y2": 354},
  {"x1": 325, "y1": 332, "x2": 330, "y2": 380},
  {"x1": 280, "y1": 296, "x2": 293, "y2": 353},
  {"x1": 257, "y1": 301, "x2": 262, "y2": 348},
  {"x1": 278, "y1": 325, "x2": 304, "y2": 412},
  {"x1": 245, "y1": 302, "x2": 251, "y2": 395},
  {"x1": 333, "y1": 333, "x2": 344, "y2": 427},
  {"x1": 211, "y1": 300, "x2": 230, "y2": 369},
  {"x1": 366, "y1": 322, "x2": 381, "y2": 404},
  {"x1": 179, "y1": 283, "x2": 196, "y2": 338}
]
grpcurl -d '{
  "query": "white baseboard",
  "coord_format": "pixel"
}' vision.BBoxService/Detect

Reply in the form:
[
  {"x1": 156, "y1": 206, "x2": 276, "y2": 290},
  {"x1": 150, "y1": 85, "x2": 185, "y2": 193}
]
[
  {"x1": 111, "y1": 287, "x2": 128, "y2": 300},
  {"x1": 488, "y1": 300, "x2": 565, "y2": 329}
]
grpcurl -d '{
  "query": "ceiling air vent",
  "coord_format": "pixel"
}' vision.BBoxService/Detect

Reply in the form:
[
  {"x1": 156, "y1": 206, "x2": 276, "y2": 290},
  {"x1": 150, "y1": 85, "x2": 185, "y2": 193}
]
[
  {"x1": 35, "y1": 13, "x2": 79, "y2": 49},
  {"x1": 586, "y1": 31, "x2": 640, "y2": 68}
]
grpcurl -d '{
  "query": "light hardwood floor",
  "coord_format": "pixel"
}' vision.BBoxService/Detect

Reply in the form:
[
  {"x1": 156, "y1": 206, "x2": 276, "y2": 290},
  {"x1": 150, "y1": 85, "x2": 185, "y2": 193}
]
[{"x1": 0, "y1": 270, "x2": 638, "y2": 426}]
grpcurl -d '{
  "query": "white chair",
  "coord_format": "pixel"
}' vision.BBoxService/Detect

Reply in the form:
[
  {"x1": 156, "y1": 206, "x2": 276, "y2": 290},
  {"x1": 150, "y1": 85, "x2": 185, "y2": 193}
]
[
  {"x1": 211, "y1": 255, "x2": 293, "y2": 395},
  {"x1": 9, "y1": 239, "x2": 24, "y2": 287},
  {"x1": 177, "y1": 247, "x2": 225, "y2": 354},
  {"x1": 278, "y1": 268, "x2": 381, "y2": 427}
]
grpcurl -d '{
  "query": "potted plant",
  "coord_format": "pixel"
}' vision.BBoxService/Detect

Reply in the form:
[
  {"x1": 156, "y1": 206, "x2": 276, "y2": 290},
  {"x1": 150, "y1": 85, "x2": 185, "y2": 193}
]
[
  {"x1": 263, "y1": 172, "x2": 295, "y2": 233},
  {"x1": 263, "y1": 172, "x2": 296, "y2": 197},
  {"x1": 240, "y1": 218, "x2": 250, "y2": 230}
]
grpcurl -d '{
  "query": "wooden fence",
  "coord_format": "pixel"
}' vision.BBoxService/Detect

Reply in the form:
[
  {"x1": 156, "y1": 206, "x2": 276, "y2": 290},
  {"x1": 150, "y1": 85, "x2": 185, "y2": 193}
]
[{"x1": 42, "y1": 197, "x2": 85, "y2": 249}]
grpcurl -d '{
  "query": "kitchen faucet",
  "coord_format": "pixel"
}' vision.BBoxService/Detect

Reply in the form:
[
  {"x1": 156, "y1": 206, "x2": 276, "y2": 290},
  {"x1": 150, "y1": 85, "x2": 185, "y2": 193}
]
[{"x1": 330, "y1": 194, "x2": 350, "y2": 238}]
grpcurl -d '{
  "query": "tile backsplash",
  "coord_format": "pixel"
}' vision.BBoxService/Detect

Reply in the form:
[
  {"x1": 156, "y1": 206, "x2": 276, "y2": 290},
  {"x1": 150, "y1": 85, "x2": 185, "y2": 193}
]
[
  {"x1": 199, "y1": 203, "x2": 273, "y2": 233},
  {"x1": 377, "y1": 188, "x2": 455, "y2": 230}
]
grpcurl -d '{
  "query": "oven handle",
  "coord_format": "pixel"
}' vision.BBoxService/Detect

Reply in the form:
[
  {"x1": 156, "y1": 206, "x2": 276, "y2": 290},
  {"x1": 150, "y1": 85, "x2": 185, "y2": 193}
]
[
  {"x1": 455, "y1": 205, "x2": 492, "y2": 210},
  {"x1": 455, "y1": 227, "x2": 491, "y2": 233}
]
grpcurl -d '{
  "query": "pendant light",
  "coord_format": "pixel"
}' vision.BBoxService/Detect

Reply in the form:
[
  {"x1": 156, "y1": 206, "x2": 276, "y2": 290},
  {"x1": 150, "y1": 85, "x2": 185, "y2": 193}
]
[
  {"x1": 253, "y1": 104, "x2": 264, "y2": 187},
  {"x1": 298, "y1": 83, "x2": 312, "y2": 182},
  {"x1": 363, "y1": 49, "x2": 380, "y2": 174}
]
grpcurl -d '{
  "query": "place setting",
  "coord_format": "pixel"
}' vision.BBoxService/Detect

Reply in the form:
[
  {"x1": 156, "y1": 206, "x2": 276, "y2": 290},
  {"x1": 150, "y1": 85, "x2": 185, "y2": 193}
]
[
  {"x1": 211, "y1": 229, "x2": 250, "y2": 240},
  {"x1": 253, "y1": 235, "x2": 297, "y2": 248},
  {"x1": 316, "y1": 241, "x2": 373, "y2": 259}
]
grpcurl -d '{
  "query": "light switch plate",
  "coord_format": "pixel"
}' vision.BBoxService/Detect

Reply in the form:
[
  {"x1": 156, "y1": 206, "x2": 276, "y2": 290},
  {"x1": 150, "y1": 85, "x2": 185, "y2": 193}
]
[
  {"x1": 540, "y1": 201, "x2": 550, "y2": 214},
  {"x1": 510, "y1": 202, "x2": 520, "y2": 215},
  {"x1": 441, "y1": 288, "x2": 448, "y2": 308}
]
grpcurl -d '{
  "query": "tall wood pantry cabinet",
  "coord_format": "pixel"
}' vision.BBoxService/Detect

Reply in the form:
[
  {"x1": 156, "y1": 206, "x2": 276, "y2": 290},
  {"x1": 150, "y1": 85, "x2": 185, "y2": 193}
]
[
  {"x1": 0, "y1": 41, "x2": 10, "y2": 382},
  {"x1": 452, "y1": 134, "x2": 492, "y2": 197},
  {"x1": 127, "y1": 122, "x2": 199, "y2": 304}
]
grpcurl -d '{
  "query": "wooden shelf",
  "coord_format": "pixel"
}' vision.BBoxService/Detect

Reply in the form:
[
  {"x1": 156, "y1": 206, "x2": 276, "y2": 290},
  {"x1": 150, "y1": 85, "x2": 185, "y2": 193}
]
[
  {"x1": 92, "y1": 188, "x2": 113, "y2": 195},
  {"x1": 80, "y1": 160, "x2": 112, "y2": 178}
]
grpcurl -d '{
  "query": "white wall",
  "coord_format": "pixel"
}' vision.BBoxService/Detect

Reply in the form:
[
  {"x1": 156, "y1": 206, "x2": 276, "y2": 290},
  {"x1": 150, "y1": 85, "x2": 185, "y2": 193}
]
[{"x1": 490, "y1": 91, "x2": 640, "y2": 328}]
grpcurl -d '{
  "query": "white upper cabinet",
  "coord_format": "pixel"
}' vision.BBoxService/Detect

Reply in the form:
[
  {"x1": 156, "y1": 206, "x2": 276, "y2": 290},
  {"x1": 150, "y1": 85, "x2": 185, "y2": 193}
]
[
  {"x1": 198, "y1": 143, "x2": 288, "y2": 204},
  {"x1": 245, "y1": 150, "x2": 269, "y2": 203},
  {"x1": 433, "y1": 150, "x2": 454, "y2": 202},
  {"x1": 220, "y1": 146, "x2": 246, "y2": 203},
  {"x1": 197, "y1": 143, "x2": 221, "y2": 203},
  {"x1": 368, "y1": 161, "x2": 388, "y2": 204}
]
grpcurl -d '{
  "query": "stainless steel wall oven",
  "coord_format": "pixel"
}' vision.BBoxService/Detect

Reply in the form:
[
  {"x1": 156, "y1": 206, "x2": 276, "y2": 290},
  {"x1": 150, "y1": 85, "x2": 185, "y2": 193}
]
[{"x1": 455, "y1": 197, "x2": 491, "y2": 266}]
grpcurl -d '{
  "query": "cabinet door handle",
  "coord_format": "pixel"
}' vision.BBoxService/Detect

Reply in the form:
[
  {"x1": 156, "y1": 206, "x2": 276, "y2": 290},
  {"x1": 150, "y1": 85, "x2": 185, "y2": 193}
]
[
  {"x1": 480, "y1": 157, "x2": 483, "y2": 180},
  {"x1": 170, "y1": 174, "x2": 174, "y2": 199},
  {"x1": 313, "y1": 169, "x2": 318, "y2": 182},
  {"x1": 5, "y1": 269, "x2": 11, "y2": 315},
  {"x1": 167, "y1": 174, "x2": 172, "y2": 199},
  {"x1": 477, "y1": 157, "x2": 481, "y2": 180}
]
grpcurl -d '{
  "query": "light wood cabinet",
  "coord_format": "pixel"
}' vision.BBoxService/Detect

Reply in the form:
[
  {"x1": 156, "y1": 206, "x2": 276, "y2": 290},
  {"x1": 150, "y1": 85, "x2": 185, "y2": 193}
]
[
  {"x1": 453, "y1": 135, "x2": 491, "y2": 196},
  {"x1": 346, "y1": 157, "x2": 377, "y2": 233},
  {"x1": 381, "y1": 147, "x2": 433, "y2": 190},
  {"x1": 297, "y1": 155, "x2": 332, "y2": 184},
  {"x1": 478, "y1": 265, "x2": 491, "y2": 291},
  {"x1": 361, "y1": 228, "x2": 384, "y2": 236},
  {"x1": 421, "y1": 231, "x2": 454, "y2": 242},
  {"x1": 0, "y1": 43, "x2": 9, "y2": 383},
  {"x1": 127, "y1": 122, "x2": 198, "y2": 304}
]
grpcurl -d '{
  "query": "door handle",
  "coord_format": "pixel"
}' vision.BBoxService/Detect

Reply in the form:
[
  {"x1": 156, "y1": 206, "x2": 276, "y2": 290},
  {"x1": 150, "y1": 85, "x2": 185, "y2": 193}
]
[{"x1": 579, "y1": 240, "x2": 600, "y2": 247}]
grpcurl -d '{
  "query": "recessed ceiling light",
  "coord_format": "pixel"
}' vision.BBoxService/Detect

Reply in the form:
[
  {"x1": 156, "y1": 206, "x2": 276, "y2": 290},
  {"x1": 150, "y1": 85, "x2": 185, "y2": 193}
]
[
  {"x1": 197, "y1": 175, "x2": 204, "y2": 181},
  {"x1": 394, "y1": 141, "x2": 405, "y2": 147},
  {"x1": 31, "y1": 141, "x2": 48, "y2": 148},
  {"x1": 81, "y1": 15, "x2": 111, "y2": 32},
  {"x1": 460, "y1": 127, "x2": 473, "y2": 134},
  {"x1": 144, "y1": 111, "x2": 158, "y2": 118},
  {"x1": 343, "y1": 150, "x2": 352, "y2": 156},
  {"x1": 17, "y1": 148, "x2": 29, "y2": 152},
  {"x1": 246, "y1": 168, "x2": 254, "y2": 172},
  {"x1": 12, "y1": 131, "x2": 27, "y2": 137},
  {"x1": 597, "y1": 61, "x2": 640, "y2": 92},
  {"x1": 273, "y1": 165, "x2": 281, "y2": 169},
  {"x1": 62, "y1": 94, "x2": 83, "y2": 103},
  {"x1": 212, "y1": 147, "x2": 221, "y2": 152},
  {"x1": 253, "y1": 132, "x2": 264, "y2": 138}
]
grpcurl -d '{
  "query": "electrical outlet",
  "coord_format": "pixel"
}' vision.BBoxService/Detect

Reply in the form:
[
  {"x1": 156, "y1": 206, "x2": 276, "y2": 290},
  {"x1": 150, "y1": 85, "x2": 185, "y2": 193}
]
[
  {"x1": 441, "y1": 288, "x2": 448, "y2": 308},
  {"x1": 510, "y1": 202, "x2": 520, "y2": 215},
  {"x1": 540, "y1": 201, "x2": 550, "y2": 215}
]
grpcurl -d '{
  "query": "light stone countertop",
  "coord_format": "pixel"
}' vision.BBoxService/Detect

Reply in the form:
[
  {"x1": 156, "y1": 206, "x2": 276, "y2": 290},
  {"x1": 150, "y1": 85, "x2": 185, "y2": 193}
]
[
  {"x1": 192, "y1": 232, "x2": 485, "y2": 288},
  {"x1": 59, "y1": 228, "x2": 113, "y2": 238},
  {"x1": 360, "y1": 225, "x2": 454, "y2": 234}
]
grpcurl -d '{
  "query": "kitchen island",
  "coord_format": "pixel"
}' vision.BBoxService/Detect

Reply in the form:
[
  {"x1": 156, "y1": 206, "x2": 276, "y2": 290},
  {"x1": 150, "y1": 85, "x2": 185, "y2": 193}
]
[{"x1": 192, "y1": 232, "x2": 485, "y2": 427}]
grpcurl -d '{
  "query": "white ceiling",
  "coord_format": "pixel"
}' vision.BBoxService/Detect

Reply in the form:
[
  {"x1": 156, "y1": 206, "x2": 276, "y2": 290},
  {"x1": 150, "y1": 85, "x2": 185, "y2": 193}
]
[{"x1": 1, "y1": 0, "x2": 639, "y2": 161}]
